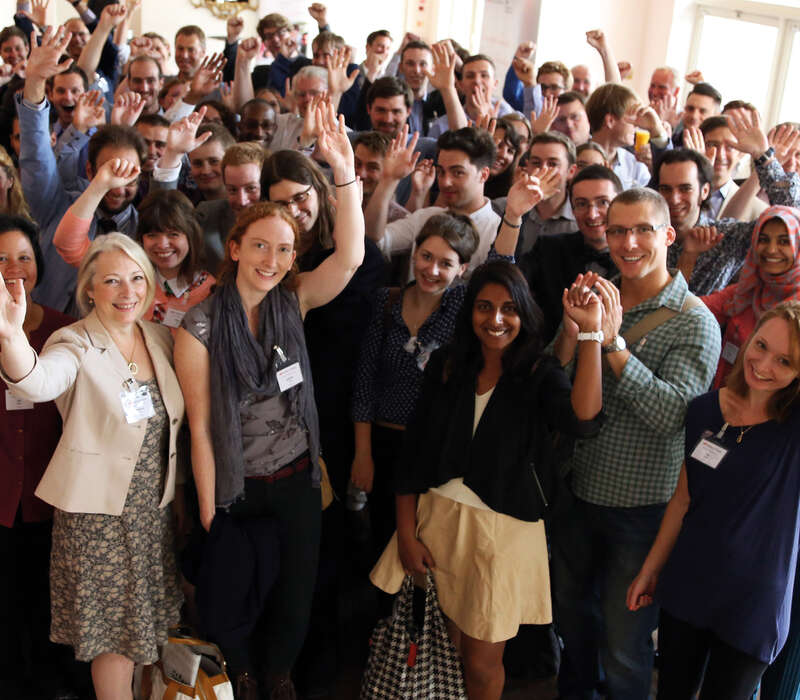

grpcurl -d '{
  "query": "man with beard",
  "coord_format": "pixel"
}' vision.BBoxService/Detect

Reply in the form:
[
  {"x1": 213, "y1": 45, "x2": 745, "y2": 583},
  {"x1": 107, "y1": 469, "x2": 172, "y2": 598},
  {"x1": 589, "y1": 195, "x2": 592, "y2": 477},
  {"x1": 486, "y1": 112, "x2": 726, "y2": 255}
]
[{"x1": 18, "y1": 27, "x2": 145, "y2": 313}]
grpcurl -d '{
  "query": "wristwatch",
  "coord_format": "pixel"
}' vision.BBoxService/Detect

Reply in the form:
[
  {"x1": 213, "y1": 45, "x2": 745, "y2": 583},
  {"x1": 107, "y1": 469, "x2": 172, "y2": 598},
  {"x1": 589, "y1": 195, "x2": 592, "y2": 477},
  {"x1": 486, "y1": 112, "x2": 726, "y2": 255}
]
[
  {"x1": 754, "y1": 147, "x2": 775, "y2": 167},
  {"x1": 576, "y1": 330, "x2": 604, "y2": 343},
  {"x1": 602, "y1": 335, "x2": 627, "y2": 354}
]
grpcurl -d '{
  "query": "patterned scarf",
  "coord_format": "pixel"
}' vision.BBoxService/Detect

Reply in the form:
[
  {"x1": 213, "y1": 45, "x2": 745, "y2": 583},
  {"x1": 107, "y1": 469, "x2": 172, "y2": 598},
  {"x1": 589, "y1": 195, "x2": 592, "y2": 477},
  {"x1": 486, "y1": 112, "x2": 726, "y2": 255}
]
[{"x1": 724, "y1": 205, "x2": 800, "y2": 318}]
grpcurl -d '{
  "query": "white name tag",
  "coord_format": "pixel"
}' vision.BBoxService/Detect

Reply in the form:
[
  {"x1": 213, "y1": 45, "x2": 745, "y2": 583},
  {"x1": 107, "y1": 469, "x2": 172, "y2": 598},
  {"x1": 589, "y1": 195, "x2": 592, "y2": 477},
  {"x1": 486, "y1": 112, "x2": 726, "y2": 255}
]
[
  {"x1": 276, "y1": 362, "x2": 303, "y2": 392},
  {"x1": 721, "y1": 341, "x2": 739, "y2": 365},
  {"x1": 690, "y1": 437, "x2": 728, "y2": 469},
  {"x1": 5, "y1": 389, "x2": 33, "y2": 411},
  {"x1": 162, "y1": 307, "x2": 187, "y2": 328},
  {"x1": 119, "y1": 384, "x2": 156, "y2": 424}
]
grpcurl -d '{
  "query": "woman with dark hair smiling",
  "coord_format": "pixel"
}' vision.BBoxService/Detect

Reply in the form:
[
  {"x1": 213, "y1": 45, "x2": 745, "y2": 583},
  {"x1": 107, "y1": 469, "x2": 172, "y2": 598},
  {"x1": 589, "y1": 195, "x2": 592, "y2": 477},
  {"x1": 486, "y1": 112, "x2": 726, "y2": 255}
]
[{"x1": 371, "y1": 259, "x2": 603, "y2": 700}]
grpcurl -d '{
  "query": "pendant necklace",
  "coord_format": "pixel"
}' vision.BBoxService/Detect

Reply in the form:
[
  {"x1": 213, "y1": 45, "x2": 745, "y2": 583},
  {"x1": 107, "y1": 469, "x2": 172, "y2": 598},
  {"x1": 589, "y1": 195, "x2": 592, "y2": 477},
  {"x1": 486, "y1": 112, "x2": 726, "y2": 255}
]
[
  {"x1": 736, "y1": 425, "x2": 753, "y2": 444},
  {"x1": 126, "y1": 332, "x2": 139, "y2": 376}
]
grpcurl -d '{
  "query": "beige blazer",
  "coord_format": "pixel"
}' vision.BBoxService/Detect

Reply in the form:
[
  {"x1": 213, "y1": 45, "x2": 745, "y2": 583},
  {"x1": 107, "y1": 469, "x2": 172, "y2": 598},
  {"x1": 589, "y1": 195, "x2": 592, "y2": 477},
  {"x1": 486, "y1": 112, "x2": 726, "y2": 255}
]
[
  {"x1": 3, "y1": 312, "x2": 185, "y2": 515},
  {"x1": 718, "y1": 180, "x2": 768, "y2": 222}
]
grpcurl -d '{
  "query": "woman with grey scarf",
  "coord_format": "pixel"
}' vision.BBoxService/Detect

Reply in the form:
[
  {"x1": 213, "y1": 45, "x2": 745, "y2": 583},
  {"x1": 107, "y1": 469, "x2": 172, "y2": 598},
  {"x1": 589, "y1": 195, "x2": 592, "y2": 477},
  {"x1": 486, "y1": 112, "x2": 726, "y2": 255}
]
[{"x1": 174, "y1": 103, "x2": 365, "y2": 700}]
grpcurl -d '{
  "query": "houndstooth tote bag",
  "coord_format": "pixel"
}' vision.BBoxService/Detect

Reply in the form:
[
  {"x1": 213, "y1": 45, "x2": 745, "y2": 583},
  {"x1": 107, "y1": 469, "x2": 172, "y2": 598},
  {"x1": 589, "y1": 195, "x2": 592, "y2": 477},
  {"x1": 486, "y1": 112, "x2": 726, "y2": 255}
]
[{"x1": 360, "y1": 572, "x2": 467, "y2": 699}]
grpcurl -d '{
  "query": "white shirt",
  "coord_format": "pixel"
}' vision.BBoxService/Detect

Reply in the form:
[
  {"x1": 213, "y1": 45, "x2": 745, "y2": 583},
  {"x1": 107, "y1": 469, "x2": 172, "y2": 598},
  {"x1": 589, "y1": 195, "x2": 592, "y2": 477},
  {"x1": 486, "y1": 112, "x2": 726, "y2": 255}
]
[
  {"x1": 612, "y1": 147, "x2": 651, "y2": 190},
  {"x1": 378, "y1": 199, "x2": 501, "y2": 280}
]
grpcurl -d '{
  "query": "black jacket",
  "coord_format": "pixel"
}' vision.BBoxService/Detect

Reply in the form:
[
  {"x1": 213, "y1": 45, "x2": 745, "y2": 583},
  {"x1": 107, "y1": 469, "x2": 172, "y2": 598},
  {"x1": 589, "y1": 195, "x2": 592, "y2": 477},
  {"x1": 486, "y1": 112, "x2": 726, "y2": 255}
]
[{"x1": 396, "y1": 350, "x2": 603, "y2": 522}]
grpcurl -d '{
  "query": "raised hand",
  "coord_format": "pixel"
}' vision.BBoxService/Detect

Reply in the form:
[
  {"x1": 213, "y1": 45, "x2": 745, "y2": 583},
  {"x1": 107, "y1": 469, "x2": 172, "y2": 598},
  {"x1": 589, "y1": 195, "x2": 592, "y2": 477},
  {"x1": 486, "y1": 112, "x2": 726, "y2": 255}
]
[
  {"x1": 188, "y1": 53, "x2": 226, "y2": 103},
  {"x1": 236, "y1": 37, "x2": 260, "y2": 64},
  {"x1": 315, "y1": 101, "x2": 354, "y2": 179},
  {"x1": 684, "y1": 225, "x2": 723, "y2": 254},
  {"x1": 26, "y1": 25, "x2": 73, "y2": 83},
  {"x1": 427, "y1": 41, "x2": 456, "y2": 93},
  {"x1": 685, "y1": 70, "x2": 704, "y2": 85},
  {"x1": 110, "y1": 91, "x2": 145, "y2": 127},
  {"x1": 593, "y1": 277, "x2": 623, "y2": 346},
  {"x1": 617, "y1": 61, "x2": 632, "y2": 80},
  {"x1": 506, "y1": 171, "x2": 545, "y2": 219},
  {"x1": 410, "y1": 158, "x2": 435, "y2": 195},
  {"x1": 307, "y1": 2, "x2": 328, "y2": 27},
  {"x1": 226, "y1": 16, "x2": 244, "y2": 44},
  {"x1": 512, "y1": 55, "x2": 535, "y2": 87},
  {"x1": 381, "y1": 125, "x2": 420, "y2": 182},
  {"x1": 72, "y1": 90, "x2": 106, "y2": 133},
  {"x1": 99, "y1": 2, "x2": 128, "y2": 30},
  {"x1": 326, "y1": 46, "x2": 359, "y2": 97},
  {"x1": 726, "y1": 108, "x2": 769, "y2": 157},
  {"x1": 94, "y1": 157, "x2": 141, "y2": 191},
  {"x1": 769, "y1": 123, "x2": 800, "y2": 169},
  {"x1": 682, "y1": 125, "x2": 705, "y2": 154},
  {"x1": 472, "y1": 112, "x2": 496, "y2": 136},
  {"x1": 279, "y1": 77, "x2": 295, "y2": 113},
  {"x1": 650, "y1": 92, "x2": 680, "y2": 128},
  {"x1": 469, "y1": 85, "x2": 499, "y2": 121},
  {"x1": 0, "y1": 272, "x2": 27, "y2": 342},
  {"x1": 299, "y1": 92, "x2": 327, "y2": 146},
  {"x1": 129, "y1": 36, "x2": 153, "y2": 58},
  {"x1": 218, "y1": 81, "x2": 236, "y2": 112},
  {"x1": 165, "y1": 106, "x2": 211, "y2": 157},
  {"x1": 514, "y1": 41, "x2": 536, "y2": 61},
  {"x1": 532, "y1": 95, "x2": 558, "y2": 134},
  {"x1": 0, "y1": 64, "x2": 15, "y2": 88},
  {"x1": 563, "y1": 273, "x2": 603, "y2": 331},
  {"x1": 624, "y1": 103, "x2": 664, "y2": 137},
  {"x1": 19, "y1": 0, "x2": 49, "y2": 27},
  {"x1": 585, "y1": 29, "x2": 608, "y2": 52}
]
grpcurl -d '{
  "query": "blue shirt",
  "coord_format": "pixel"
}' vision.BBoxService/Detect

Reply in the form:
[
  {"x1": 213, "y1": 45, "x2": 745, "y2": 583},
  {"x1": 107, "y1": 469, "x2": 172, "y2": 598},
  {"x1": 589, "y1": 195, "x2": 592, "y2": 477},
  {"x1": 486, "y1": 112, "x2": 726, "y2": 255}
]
[{"x1": 658, "y1": 391, "x2": 800, "y2": 663}]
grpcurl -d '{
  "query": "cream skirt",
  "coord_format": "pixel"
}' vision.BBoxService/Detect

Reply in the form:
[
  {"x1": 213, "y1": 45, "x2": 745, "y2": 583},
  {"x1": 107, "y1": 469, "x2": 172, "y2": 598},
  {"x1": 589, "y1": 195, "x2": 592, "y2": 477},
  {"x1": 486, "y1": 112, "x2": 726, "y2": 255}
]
[{"x1": 370, "y1": 490, "x2": 551, "y2": 643}]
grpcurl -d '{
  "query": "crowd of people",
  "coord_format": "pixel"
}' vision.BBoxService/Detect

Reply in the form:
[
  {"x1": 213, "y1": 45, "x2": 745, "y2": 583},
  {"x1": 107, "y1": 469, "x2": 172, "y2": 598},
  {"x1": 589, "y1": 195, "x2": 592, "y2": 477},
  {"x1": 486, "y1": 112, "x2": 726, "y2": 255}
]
[{"x1": 2, "y1": 1, "x2": 800, "y2": 699}]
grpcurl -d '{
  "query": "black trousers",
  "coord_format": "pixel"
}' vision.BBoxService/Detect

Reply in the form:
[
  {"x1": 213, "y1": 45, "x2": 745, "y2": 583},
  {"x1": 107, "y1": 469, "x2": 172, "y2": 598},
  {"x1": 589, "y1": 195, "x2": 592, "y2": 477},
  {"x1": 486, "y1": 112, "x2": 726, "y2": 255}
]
[
  {"x1": 657, "y1": 609, "x2": 768, "y2": 700},
  {"x1": 223, "y1": 470, "x2": 321, "y2": 678}
]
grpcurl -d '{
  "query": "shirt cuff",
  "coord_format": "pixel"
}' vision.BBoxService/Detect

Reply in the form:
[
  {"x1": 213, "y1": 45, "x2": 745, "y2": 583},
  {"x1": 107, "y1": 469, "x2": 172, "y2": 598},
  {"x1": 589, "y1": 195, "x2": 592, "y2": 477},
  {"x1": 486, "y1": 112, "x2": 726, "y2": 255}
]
[
  {"x1": 21, "y1": 96, "x2": 48, "y2": 111},
  {"x1": 153, "y1": 162, "x2": 182, "y2": 182},
  {"x1": 650, "y1": 134, "x2": 668, "y2": 149}
]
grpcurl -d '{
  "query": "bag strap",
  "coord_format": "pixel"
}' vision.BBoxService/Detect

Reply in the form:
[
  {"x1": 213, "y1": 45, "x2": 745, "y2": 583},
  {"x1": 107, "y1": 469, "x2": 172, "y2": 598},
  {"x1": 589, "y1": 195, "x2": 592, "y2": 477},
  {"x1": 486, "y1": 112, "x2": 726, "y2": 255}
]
[{"x1": 621, "y1": 292, "x2": 702, "y2": 347}]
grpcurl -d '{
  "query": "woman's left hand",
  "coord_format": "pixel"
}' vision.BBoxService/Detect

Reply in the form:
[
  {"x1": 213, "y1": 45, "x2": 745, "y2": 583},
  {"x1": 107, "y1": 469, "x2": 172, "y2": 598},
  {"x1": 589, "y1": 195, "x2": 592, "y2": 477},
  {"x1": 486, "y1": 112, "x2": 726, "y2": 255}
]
[
  {"x1": 626, "y1": 569, "x2": 658, "y2": 611},
  {"x1": 563, "y1": 272, "x2": 603, "y2": 331},
  {"x1": 315, "y1": 101, "x2": 354, "y2": 179}
]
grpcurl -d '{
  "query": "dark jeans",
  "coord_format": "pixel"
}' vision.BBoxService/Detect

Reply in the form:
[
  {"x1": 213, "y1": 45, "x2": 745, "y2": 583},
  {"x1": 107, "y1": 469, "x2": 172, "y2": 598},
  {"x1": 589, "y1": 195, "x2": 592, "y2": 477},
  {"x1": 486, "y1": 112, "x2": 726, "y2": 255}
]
[
  {"x1": 551, "y1": 497, "x2": 665, "y2": 700},
  {"x1": 658, "y1": 609, "x2": 767, "y2": 699},
  {"x1": 224, "y1": 469, "x2": 321, "y2": 677}
]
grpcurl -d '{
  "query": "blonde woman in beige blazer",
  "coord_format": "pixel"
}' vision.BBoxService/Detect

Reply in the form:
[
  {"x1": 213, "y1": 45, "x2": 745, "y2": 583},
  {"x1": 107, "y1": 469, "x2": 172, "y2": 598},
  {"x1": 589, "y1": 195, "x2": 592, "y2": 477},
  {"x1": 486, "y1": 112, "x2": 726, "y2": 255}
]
[{"x1": 0, "y1": 233, "x2": 185, "y2": 700}]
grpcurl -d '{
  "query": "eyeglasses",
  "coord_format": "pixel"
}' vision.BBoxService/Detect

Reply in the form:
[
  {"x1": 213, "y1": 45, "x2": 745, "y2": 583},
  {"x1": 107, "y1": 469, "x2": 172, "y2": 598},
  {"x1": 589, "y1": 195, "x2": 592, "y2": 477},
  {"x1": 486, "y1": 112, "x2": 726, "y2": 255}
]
[
  {"x1": 573, "y1": 198, "x2": 611, "y2": 213},
  {"x1": 605, "y1": 223, "x2": 667, "y2": 238},
  {"x1": 272, "y1": 185, "x2": 312, "y2": 209}
]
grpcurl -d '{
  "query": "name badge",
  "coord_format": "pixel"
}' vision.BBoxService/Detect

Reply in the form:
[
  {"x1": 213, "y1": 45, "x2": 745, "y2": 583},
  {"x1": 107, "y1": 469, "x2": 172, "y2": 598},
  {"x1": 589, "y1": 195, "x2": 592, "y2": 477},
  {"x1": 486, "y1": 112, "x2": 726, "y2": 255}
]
[
  {"x1": 277, "y1": 362, "x2": 303, "y2": 392},
  {"x1": 721, "y1": 341, "x2": 739, "y2": 365},
  {"x1": 119, "y1": 384, "x2": 155, "y2": 424},
  {"x1": 162, "y1": 307, "x2": 187, "y2": 328},
  {"x1": 5, "y1": 389, "x2": 34, "y2": 411},
  {"x1": 690, "y1": 437, "x2": 728, "y2": 469}
]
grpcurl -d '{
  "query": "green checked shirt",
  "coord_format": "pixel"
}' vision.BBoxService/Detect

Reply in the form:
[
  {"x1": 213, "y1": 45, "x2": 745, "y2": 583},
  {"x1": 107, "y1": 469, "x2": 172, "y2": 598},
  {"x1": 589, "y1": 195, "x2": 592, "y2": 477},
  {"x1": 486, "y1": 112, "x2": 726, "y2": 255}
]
[{"x1": 566, "y1": 272, "x2": 721, "y2": 507}]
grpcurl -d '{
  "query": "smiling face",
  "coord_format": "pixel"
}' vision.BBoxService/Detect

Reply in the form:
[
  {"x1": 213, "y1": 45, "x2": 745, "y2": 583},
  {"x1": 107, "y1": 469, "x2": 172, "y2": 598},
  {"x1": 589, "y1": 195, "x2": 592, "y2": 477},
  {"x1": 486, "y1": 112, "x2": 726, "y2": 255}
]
[
  {"x1": 472, "y1": 282, "x2": 521, "y2": 354},
  {"x1": 656, "y1": 160, "x2": 710, "y2": 236},
  {"x1": 743, "y1": 317, "x2": 799, "y2": 395},
  {"x1": 399, "y1": 47, "x2": 432, "y2": 94},
  {"x1": 537, "y1": 71, "x2": 566, "y2": 98},
  {"x1": 367, "y1": 35, "x2": 393, "y2": 62},
  {"x1": 225, "y1": 162, "x2": 262, "y2": 212},
  {"x1": 231, "y1": 216, "x2": 297, "y2": 295},
  {"x1": 292, "y1": 74, "x2": 327, "y2": 117},
  {"x1": 354, "y1": 144, "x2": 384, "y2": 198},
  {"x1": 129, "y1": 58, "x2": 163, "y2": 114},
  {"x1": 48, "y1": 72, "x2": 86, "y2": 126},
  {"x1": 64, "y1": 19, "x2": 89, "y2": 62},
  {"x1": 268, "y1": 179, "x2": 320, "y2": 235},
  {"x1": 703, "y1": 125, "x2": 741, "y2": 189},
  {"x1": 413, "y1": 235, "x2": 466, "y2": 295},
  {"x1": 490, "y1": 128, "x2": 518, "y2": 176},
  {"x1": 141, "y1": 229, "x2": 189, "y2": 278},
  {"x1": 88, "y1": 249, "x2": 148, "y2": 324},
  {"x1": 571, "y1": 178, "x2": 617, "y2": 251},
  {"x1": 175, "y1": 33, "x2": 205, "y2": 79},
  {"x1": 606, "y1": 200, "x2": 675, "y2": 283},
  {"x1": 239, "y1": 102, "x2": 277, "y2": 145},
  {"x1": 527, "y1": 142, "x2": 575, "y2": 201},
  {"x1": 683, "y1": 93, "x2": 718, "y2": 129},
  {"x1": 460, "y1": 59, "x2": 497, "y2": 100},
  {"x1": 368, "y1": 95, "x2": 409, "y2": 137},
  {"x1": 756, "y1": 218, "x2": 796, "y2": 276},
  {"x1": 435, "y1": 149, "x2": 488, "y2": 213},
  {"x1": 0, "y1": 230, "x2": 37, "y2": 297},
  {"x1": 552, "y1": 98, "x2": 591, "y2": 146},
  {"x1": 648, "y1": 68, "x2": 677, "y2": 103},
  {"x1": 136, "y1": 123, "x2": 168, "y2": 173},
  {"x1": 189, "y1": 140, "x2": 225, "y2": 197},
  {"x1": 1, "y1": 35, "x2": 27, "y2": 67},
  {"x1": 571, "y1": 65, "x2": 590, "y2": 98}
]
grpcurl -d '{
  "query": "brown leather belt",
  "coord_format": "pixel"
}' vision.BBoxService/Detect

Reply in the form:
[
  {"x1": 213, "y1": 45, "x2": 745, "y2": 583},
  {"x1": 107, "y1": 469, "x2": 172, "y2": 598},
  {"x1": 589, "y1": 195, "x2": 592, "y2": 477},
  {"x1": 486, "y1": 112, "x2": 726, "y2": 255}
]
[{"x1": 247, "y1": 453, "x2": 310, "y2": 483}]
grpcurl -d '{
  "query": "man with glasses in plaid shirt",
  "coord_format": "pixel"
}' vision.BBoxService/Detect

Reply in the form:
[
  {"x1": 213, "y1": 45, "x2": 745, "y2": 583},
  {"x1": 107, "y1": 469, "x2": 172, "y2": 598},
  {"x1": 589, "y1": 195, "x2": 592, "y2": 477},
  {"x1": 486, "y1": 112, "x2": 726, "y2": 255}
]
[{"x1": 549, "y1": 187, "x2": 720, "y2": 700}]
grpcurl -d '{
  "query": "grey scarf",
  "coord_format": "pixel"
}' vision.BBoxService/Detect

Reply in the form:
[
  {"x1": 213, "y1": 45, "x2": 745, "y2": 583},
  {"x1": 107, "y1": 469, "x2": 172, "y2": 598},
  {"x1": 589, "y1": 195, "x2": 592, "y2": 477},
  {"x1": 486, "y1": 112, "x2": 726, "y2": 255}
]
[{"x1": 208, "y1": 281, "x2": 320, "y2": 507}]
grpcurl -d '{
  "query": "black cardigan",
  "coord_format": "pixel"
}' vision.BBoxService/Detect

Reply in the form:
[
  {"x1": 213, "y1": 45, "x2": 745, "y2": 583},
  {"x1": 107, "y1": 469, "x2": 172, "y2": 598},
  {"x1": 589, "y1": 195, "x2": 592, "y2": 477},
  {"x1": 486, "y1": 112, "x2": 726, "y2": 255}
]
[{"x1": 395, "y1": 350, "x2": 603, "y2": 522}]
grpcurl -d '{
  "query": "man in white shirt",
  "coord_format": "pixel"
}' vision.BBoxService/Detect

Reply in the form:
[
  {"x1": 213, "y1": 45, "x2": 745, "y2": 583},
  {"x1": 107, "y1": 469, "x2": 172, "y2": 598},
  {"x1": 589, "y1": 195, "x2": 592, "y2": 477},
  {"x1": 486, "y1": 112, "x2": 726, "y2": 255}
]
[{"x1": 364, "y1": 126, "x2": 500, "y2": 278}]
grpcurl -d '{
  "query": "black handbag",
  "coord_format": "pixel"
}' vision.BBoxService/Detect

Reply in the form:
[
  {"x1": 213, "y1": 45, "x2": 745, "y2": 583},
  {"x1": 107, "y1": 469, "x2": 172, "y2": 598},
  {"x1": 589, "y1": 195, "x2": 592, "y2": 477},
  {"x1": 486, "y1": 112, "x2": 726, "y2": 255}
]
[{"x1": 361, "y1": 572, "x2": 467, "y2": 699}]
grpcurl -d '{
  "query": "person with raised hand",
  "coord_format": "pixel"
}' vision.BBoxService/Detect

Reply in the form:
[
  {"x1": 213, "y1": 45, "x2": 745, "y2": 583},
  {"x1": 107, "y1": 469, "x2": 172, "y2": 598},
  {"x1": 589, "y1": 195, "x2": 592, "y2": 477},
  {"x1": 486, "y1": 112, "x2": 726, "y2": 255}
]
[
  {"x1": 0, "y1": 230, "x2": 185, "y2": 700},
  {"x1": 75, "y1": 2, "x2": 126, "y2": 101},
  {"x1": 18, "y1": 24, "x2": 146, "y2": 313},
  {"x1": 174, "y1": 103, "x2": 363, "y2": 700},
  {"x1": 370, "y1": 258, "x2": 603, "y2": 700}
]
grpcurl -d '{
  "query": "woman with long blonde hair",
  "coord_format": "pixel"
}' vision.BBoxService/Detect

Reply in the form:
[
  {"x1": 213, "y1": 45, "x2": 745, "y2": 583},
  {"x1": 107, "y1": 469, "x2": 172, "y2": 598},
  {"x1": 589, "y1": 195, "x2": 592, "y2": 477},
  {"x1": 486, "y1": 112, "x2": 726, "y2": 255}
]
[{"x1": 0, "y1": 147, "x2": 31, "y2": 220}]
